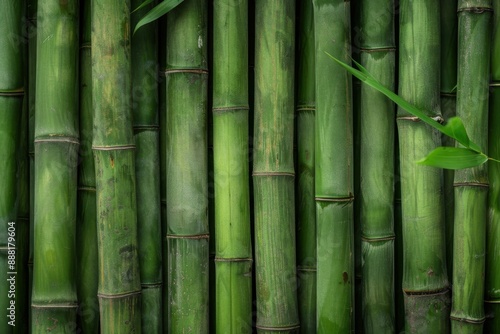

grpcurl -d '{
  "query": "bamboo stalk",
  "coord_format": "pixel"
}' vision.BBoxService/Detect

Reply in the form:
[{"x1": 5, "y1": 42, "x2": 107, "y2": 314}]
[
  {"x1": 213, "y1": 0, "x2": 252, "y2": 332},
  {"x1": 296, "y1": 0, "x2": 316, "y2": 332},
  {"x1": 358, "y1": 0, "x2": 396, "y2": 332},
  {"x1": 165, "y1": 0, "x2": 209, "y2": 331},
  {"x1": 92, "y1": 0, "x2": 142, "y2": 331},
  {"x1": 397, "y1": 1, "x2": 450, "y2": 331},
  {"x1": 31, "y1": 1, "x2": 79, "y2": 331},
  {"x1": 27, "y1": 1, "x2": 36, "y2": 329},
  {"x1": 486, "y1": 0, "x2": 500, "y2": 330},
  {"x1": 313, "y1": 0, "x2": 354, "y2": 331},
  {"x1": 441, "y1": 0, "x2": 458, "y2": 283},
  {"x1": 0, "y1": 1, "x2": 24, "y2": 332},
  {"x1": 131, "y1": 0, "x2": 162, "y2": 332},
  {"x1": 451, "y1": 1, "x2": 492, "y2": 332},
  {"x1": 76, "y1": 0, "x2": 99, "y2": 331},
  {"x1": 253, "y1": 1, "x2": 298, "y2": 333}
]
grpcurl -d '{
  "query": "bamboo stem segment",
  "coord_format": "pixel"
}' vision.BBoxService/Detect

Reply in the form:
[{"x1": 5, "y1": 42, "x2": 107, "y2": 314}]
[
  {"x1": 92, "y1": 0, "x2": 142, "y2": 331},
  {"x1": 213, "y1": 0, "x2": 252, "y2": 332},
  {"x1": 165, "y1": 0, "x2": 209, "y2": 331},
  {"x1": 296, "y1": 0, "x2": 316, "y2": 332},
  {"x1": 398, "y1": 1, "x2": 450, "y2": 332},
  {"x1": 452, "y1": 1, "x2": 492, "y2": 332},
  {"x1": 253, "y1": 1, "x2": 299, "y2": 332},
  {"x1": 31, "y1": 1, "x2": 79, "y2": 331},
  {"x1": 358, "y1": 0, "x2": 396, "y2": 332},
  {"x1": 313, "y1": 0, "x2": 354, "y2": 331},
  {"x1": 486, "y1": 1, "x2": 500, "y2": 331}
]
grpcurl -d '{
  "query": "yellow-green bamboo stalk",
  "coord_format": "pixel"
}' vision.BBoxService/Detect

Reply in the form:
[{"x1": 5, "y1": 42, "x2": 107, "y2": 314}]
[
  {"x1": 92, "y1": 0, "x2": 142, "y2": 330},
  {"x1": 31, "y1": 1, "x2": 79, "y2": 331},
  {"x1": 451, "y1": 1, "x2": 492, "y2": 332}
]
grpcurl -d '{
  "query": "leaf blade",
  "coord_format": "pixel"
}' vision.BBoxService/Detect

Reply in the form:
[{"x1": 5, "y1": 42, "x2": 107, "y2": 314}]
[
  {"x1": 133, "y1": 0, "x2": 184, "y2": 34},
  {"x1": 417, "y1": 147, "x2": 488, "y2": 170}
]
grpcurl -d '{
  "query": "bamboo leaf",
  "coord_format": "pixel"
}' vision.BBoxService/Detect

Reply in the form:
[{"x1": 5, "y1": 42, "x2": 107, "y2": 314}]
[
  {"x1": 327, "y1": 53, "x2": 486, "y2": 152},
  {"x1": 417, "y1": 147, "x2": 488, "y2": 169},
  {"x1": 133, "y1": 0, "x2": 184, "y2": 34},
  {"x1": 132, "y1": 0, "x2": 153, "y2": 13}
]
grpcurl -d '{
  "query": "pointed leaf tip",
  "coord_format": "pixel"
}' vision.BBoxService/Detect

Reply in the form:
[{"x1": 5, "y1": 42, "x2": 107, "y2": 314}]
[{"x1": 417, "y1": 147, "x2": 488, "y2": 170}]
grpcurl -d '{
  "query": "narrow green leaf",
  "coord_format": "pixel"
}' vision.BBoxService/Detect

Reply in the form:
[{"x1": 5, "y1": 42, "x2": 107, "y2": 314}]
[
  {"x1": 133, "y1": 0, "x2": 184, "y2": 34},
  {"x1": 443, "y1": 117, "x2": 470, "y2": 148},
  {"x1": 132, "y1": 0, "x2": 153, "y2": 13},
  {"x1": 417, "y1": 147, "x2": 488, "y2": 169},
  {"x1": 328, "y1": 53, "x2": 486, "y2": 152}
]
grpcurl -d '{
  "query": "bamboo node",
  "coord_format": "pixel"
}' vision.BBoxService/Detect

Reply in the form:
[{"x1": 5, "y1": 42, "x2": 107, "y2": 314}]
[
  {"x1": 397, "y1": 115, "x2": 444, "y2": 124},
  {"x1": 255, "y1": 324, "x2": 301, "y2": 331},
  {"x1": 31, "y1": 303, "x2": 79, "y2": 309},
  {"x1": 457, "y1": 7, "x2": 493, "y2": 14},
  {"x1": 359, "y1": 46, "x2": 396, "y2": 53},
  {"x1": 0, "y1": 89, "x2": 24, "y2": 97},
  {"x1": 166, "y1": 233, "x2": 210, "y2": 240},
  {"x1": 252, "y1": 171, "x2": 295, "y2": 177},
  {"x1": 92, "y1": 144, "x2": 136, "y2": 151},
  {"x1": 453, "y1": 182, "x2": 489, "y2": 188},
  {"x1": 97, "y1": 290, "x2": 141, "y2": 299},
  {"x1": 315, "y1": 196, "x2": 354, "y2": 203},
  {"x1": 450, "y1": 315, "x2": 486, "y2": 324},
  {"x1": 34, "y1": 137, "x2": 80, "y2": 145},
  {"x1": 214, "y1": 257, "x2": 253, "y2": 263},
  {"x1": 212, "y1": 106, "x2": 249, "y2": 113},
  {"x1": 165, "y1": 68, "x2": 209, "y2": 75},
  {"x1": 361, "y1": 235, "x2": 395, "y2": 242}
]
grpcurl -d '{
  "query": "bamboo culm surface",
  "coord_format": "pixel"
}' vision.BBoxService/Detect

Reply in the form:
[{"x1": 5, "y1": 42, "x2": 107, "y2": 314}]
[
  {"x1": 451, "y1": 1, "x2": 492, "y2": 332},
  {"x1": 131, "y1": 0, "x2": 163, "y2": 331},
  {"x1": 0, "y1": 0, "x2": 24, "y2": 332},
  {"x1": 486, "y1": 0, "x2": 500, "y2": 331},
  {"x1": 398, "y1": 0, "x2": 450, "y2": 332},
  {"x1": 296, "y1": 0, "x2": 316, "y2": 332},
  {"x1": 92, "y1": 0, "x2": 142, "y2": 331},
  {"x1": 313, "y1": 0, "x2": 354, "y2": 331},
  {"x1": 358, "y1": 0, "x2": 396, "y2": 332},
  {"x1": 213, "y1": 0, "x2": 253, "y2": 333},
  {"x1": 165, "y1": 0, "x2": 210, "y2": 331}
]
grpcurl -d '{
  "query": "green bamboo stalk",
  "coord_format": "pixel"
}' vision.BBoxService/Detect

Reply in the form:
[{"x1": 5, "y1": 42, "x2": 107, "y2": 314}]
[
  {"x1": 76, "y1": 0, "x2": 99, "y2": 331},
  {"x1": 486, "y1": 0, "x2": 500, "y2": 330},
  {"x1": 398, "y1": 1, "x2": 450, "y2": 332},
  {"x1": 213, "y1": 0, "x2": 252, "y2": 332},
  {"x1": 92, "y1": 0, "x2": 142, "y2": 331},
  {"x1": 31, "y1": 1, "x2": 79, "y2": 331},
  {"x1": 441, "y1": 0, "x2": 458, "y2": 283},
  {"x1": 0, "y1": 1, "x2": 24, "y2": 332},
  {"x1": 157, "y1": 13, "x2": 168, "y2": 333},
  {"x1": 165, "y1": 0, "x2": 209, "y2": 331},
  {"x1": 295, "y1": 0, "x2": 316, "y2": 332},
  {"x1": 27, "y1": 1, "x2": 36, "y2": 329},
  {"x1": 15, "y1": 21, "x2": 30, "y2": 332},
  {"x1": 451, "y1": 1, "x2": 492, "y2": 332},
  {"x1": 253, "y1": 1, "x2": 298, "y2": 333},
  {"x1": 131, "y1": 1, "x2": 162, "y2": 332},
  {"x1": 313, "y1": 0, "x2": 354, "y2": 331},
  {"x1": 358, "y1": 0, "x2": 396, "y2": 332}
]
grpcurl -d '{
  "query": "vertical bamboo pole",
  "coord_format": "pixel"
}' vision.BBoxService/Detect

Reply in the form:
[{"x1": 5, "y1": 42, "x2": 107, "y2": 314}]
[
  {"x1": 441, "y1": 0, "x2": 458, "y2": 283},
  {"x1": 486, "y1": 0, "x2": 500, "y2": 330},
  {"x1": 92, "y1": 0, "x2": 142, "y2": 331},
  {"x1": 398, "y1": 1, "x2": 450, "y2": 332},
  {"x1": 131, "y1": 0, "x2": 162, "y2": 331},
  {"x1": 296, "y1": 0, "x2": 316, "y2": 332},
  {"x1": 0, "y1": 0, "x2": 24, "y2": 331},
  {"x1": 253, "y1": 1, "x2": 299, "y2": 332},
  {"x1": 358, "y1": 0, "x2": 396, "y2": 332},
  {"x1": 165, "y1": 0, "x2": 209, "y2": 331},
  {"x1": 76, "y1": 0, "x2": 99, "y2": 331},
  {"x1": 313, "y1": 0, "x2": 354, "y2": 331},
  {"x1": 32, "y1": 1, "x2": 79, "y2": 331},
  {"x1": 451, "y1": 1, "x2": 492, "y2": 332},
  {"x1": 213, "y1": 0, "x2": 253, "y2": 332}
]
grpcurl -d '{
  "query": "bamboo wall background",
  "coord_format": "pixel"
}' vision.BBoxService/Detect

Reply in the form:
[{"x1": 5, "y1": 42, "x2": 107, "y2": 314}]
[{"x1": 0, "y1": 0, "x2": 499, "y2": 333}]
